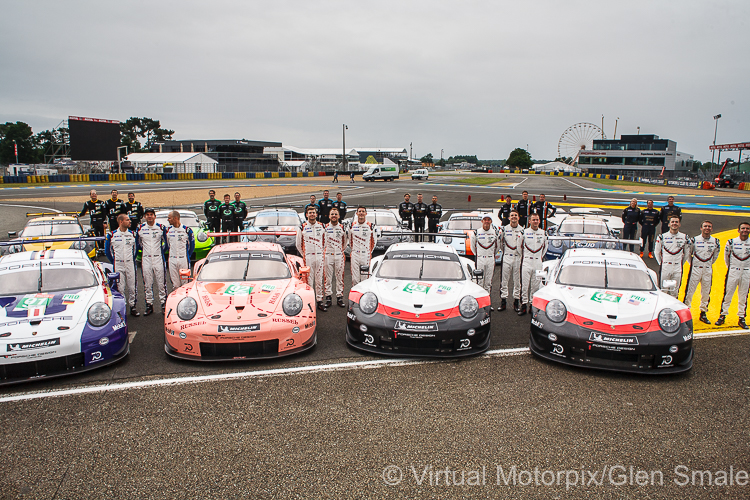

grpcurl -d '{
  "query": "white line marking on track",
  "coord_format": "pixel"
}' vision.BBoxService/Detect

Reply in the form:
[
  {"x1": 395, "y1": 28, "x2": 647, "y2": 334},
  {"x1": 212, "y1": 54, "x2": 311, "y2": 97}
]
[
  {"x1": 0, "y1": 203, "x2": 62, "y2": 212},
  {"x1": 0, "y1": 347, "x2": 529, "y2": 403},
  {"x1": 1, "y1": 333, "x2": 745, "y2": 404}
]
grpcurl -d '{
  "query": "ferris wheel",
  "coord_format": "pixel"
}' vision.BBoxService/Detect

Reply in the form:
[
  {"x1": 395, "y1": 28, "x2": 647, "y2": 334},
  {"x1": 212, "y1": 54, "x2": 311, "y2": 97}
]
[{"x1": 558, "y1": 122, "x2": 606, "y2": 161}]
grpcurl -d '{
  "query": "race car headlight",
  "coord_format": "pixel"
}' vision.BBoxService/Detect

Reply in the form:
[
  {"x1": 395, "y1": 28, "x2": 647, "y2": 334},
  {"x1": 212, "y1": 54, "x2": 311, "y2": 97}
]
[
  {"x1": 658, "y1": 308, "x2": 680, "y2": 334},
  {"x1": 282, "y1": 293, "x2": 303, "y2": 316},
  {"x1": 605, "y1": 241, "x2": 616, "y2": 249},
  {"x1": 545, "y1": 299, "x2": 567, "y2": 323},
  {"x1": 551, "y1": 239, "x2": 562, "y2": 248},
  {"x1": 241, "y1": 233, "x2": 257, "y2": 242},
  {"x1": 359, "y1": 292, "x2": 379, "y2": 315},
  {"x1": 71, "y1": 241, "x2": 87, "y2": 250},
  {"x1": 87, "y1": 302, "x2": 111, "y2": 327},
  {"x1": 442, "y1": 236, "x2": 452, "y2": 244},
  {"x1": 459, "y1": 295, "x2": 479, "y2": 318},
  {"x1": 176, "y1": 297, "x2": 198, "y2": 321},
  {"x1": 196, "y1": 232, "x2": 208, "y2": 243},
  {"x1": 8, "y1": 244, "x2": 22, "y2": 254}
]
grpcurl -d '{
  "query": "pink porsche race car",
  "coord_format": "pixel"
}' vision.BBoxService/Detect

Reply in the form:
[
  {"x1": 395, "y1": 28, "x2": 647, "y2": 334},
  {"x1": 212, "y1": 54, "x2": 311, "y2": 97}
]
[{"x1": 164, "y1": 240, "x2": 317, "y2": 360}]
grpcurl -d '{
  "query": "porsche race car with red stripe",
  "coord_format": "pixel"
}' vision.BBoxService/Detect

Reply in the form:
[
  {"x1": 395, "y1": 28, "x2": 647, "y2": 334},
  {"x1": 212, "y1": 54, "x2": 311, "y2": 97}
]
[
  {"x1": 346, "y1": 242, "x2": 491, "y2": 357},
  {"x1": 529, "y1": 248, "x2": 693, "y2": 374}
]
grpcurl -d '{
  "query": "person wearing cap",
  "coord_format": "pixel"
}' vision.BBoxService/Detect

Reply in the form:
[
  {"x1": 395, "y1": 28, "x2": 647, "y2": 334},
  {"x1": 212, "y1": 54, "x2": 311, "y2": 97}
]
[
  {"x1": 138, "y1": 207, "x2": 168, "y2": 315},
  {"x1": 469, "y1": 214, "x2": 500, "y2": 309}
]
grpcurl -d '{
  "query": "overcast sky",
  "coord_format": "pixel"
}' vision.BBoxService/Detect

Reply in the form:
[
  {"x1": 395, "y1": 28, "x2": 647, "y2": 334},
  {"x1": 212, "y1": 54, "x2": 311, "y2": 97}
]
[{"x1": 1, "y1": 0, "x2": 747, "y2": 162}]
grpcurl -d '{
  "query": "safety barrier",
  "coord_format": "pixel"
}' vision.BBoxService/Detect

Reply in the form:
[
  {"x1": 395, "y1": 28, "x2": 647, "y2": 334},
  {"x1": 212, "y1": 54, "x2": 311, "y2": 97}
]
[{"x1": 1, "y1": 170, "x2": 335, "y2": 185}]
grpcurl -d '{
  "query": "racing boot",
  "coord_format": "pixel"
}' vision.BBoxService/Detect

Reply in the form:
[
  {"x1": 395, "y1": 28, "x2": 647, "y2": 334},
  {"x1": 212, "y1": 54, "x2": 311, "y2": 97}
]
[
  {"x1": 337, "y1": 296, "x2": 346, "y2": 307},
  {"x1": 715, "y1": 315, "x2": 726, "y2": 326},
  {"x1": 517, "y1": 303, "x2": 527, "y2": 316},
  {"x1": 739, "y1": 317, "x2": 749, "y2": 330},
  {"x1": 143, "y1": 303, "x2": 154, "y2": 316},
  {"x1": 326, "y1": 295, "x2": 332, "y2": 308},
  {"x1": 317, "y1": 301, "x2": 328, "y2": 312},
  {"x1": 639, "y1": 251, "x2": 644, "y2": 258},
  {"x1": 699, "y1": 312, "x2": 710, "y2": 325},
  {"x1": 499, "y1": 298, "x2": 507, "y2": 311},
  {"x1": 648, "y1": 252, "x2": 653, "y2": 259},
  {"x1": 130, "y1": 307, "x2": 140, "y2": 317},
  {"x1": 513, "y1": 299, "x2": 519, "y2": 312},
  {"x1": 161, "y1": 303, "x2": 166, "y2": 314}
]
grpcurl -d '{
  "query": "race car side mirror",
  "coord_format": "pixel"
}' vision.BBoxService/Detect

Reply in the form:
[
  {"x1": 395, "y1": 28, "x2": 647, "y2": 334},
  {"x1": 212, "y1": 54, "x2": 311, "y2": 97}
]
[
  {"x1": 179, "y1": 269, "x2": 192, "y2": 282},
  {"x1": 8, "y1": 231, "x2": 16, "y2": 238},
  {"x1": 661, "y1": 280, "x2": 677, "y2": 292},
  {"x1": 472, "y1": 269, "x2": 483, "y2": 282},
  {"x1": 107, "y1": 272, "x2": 120, "y2": 292},
  {"x1": 299, "y1": 266, "x2": 310, "y2": 279},
  {"x1": 360, "y1": 264, "x2": 371, "y2": 277},
  {"x1": 547, "y1": 228, "x2": 554, "y2": 235},
  {"x1": 536, "y1": 269, "x2": 548, "y2": 285},
  {"x1": 401, "y1": 221, "x2": 409, "y2": 228}
]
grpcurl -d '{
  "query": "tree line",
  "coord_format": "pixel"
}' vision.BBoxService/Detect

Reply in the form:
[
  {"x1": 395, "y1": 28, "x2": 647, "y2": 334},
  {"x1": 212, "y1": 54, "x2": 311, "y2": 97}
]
[{"x1": 0, "y1": 117, "x2": 173, "y2": 165}]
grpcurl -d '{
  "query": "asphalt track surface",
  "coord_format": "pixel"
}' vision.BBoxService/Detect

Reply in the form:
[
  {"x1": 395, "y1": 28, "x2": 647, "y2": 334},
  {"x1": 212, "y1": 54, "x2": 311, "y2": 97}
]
[{"x1": 1, "y1": 175, "x2": 749, "y2": 499}]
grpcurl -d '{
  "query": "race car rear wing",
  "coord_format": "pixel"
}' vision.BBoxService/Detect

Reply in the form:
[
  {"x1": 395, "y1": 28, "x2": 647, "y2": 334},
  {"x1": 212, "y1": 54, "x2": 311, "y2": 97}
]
[
  {"x1": 207, "y1": 231, "x2": 297, "y2": 237},
  {"x1": 25, "y1": 212, "x2": 80, "y2": 217},
  {"x1": 0, "y1": 236, "x2": 104, "y2": 246},
  {"x1": 379, "y1": 231, "x2": 470, "y2": 239},
  {"x1": 547, "y1": 236, "x2": 642, "y2": 246}
]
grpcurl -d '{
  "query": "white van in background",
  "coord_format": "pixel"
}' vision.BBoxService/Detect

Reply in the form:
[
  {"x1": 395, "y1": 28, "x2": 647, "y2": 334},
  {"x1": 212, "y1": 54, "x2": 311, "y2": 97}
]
[
  {"x1": 362, "y1": 165, "x2": 399, "y2": 181},
  {"x1": 411, "y1": 169, "x2": 429, "y2": 180}
]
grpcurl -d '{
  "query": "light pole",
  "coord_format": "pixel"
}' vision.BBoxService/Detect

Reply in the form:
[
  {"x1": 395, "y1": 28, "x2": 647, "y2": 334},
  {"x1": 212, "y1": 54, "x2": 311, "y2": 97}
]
[
  {"x1": 711, "y1": 114, "x2": 721, "y2": 168},
  {"x1": 342, "y1": 124, "x2": 348, "y2": 172},
  {"x1": 440, "y1": 149, "x2": 444, "y2": 167},
  {"x1": 117, "y1": 146, "x2": 128, "y2": 173}
]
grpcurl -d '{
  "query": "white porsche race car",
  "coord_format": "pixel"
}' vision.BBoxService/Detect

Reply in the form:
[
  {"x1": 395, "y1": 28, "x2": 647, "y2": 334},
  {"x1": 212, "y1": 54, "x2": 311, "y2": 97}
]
[
  {"x1": 0, "y1": 246, "x2": 130, "y2": 385},
  {"x1": 346, "y1": 242, "x2": 491, "y2": 357},
  {"x1": 529, "y1": 248, "x2": 693, "y2": 374}
]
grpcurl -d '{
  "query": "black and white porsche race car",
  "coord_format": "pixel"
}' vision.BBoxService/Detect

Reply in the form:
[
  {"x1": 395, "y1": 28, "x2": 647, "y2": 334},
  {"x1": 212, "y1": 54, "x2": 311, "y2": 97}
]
[
  {"x1": 346, "y1": 242, "x2": 491, "y2": 357},
  {"x1": 529, "y1": 248, "x2": 693, "y2": 374}
]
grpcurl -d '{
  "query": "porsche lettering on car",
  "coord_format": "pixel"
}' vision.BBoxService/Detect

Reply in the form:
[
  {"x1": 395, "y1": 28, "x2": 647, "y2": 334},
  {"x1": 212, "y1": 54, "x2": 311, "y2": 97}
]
[
  {"x1": 529, "y1": 248, "x2": 693, "y2": 374},
  {"x1": 164, "y1": 240, "x2": 317, "y2": 360},
  {"x1": 347, "y1": 242, "x2": 491, "y2": 357},
  {"x1": 0, "y1": 247, "x2": 129, "y2": 385}
]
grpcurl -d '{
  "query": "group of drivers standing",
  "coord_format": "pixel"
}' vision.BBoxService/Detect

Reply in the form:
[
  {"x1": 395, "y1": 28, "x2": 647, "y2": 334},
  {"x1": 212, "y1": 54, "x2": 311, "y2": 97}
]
[{"x1": 79, "y1": 189, "x2": 194, "y2": 318}]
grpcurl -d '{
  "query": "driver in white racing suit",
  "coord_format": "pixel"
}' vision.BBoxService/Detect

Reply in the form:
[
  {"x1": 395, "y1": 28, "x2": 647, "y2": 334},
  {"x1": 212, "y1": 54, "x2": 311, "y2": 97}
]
[
  {"x1": 500, "y1": 210, "x2": 524, "y2": 312},
  {"x1": 297, "y1": 206, "x2": 327, "y2": 311},
  {"x1": 518, "y1": 213, "x2": 547, "y2": 316},
  {"x1": 654, "y1": 215, "x2": 689, "y2": 298},
  {"x1": 682, "y1": 220, "x2": 720, "y2": 325},
  {"x1": 716, "y1": 221, "x2": 750, "y2": 329},
  {"x1": 105, "y1": 214, "x2": 139, "y2": 316},
  {"x1": 324, "y1": 207, "x2": 349, "y2": 308},
  {"x1": 165, "y1": 211, "x2": 194, "y2": 292},
  {"x1": 349, "y1": 206, "x2": 378, "y2": 287},
  {"x1": 138, "y1": 208, "x2": 168, "y2": 315},
  {"x1": 469, "y1": 214, "x2": 500, "y2": 310}
]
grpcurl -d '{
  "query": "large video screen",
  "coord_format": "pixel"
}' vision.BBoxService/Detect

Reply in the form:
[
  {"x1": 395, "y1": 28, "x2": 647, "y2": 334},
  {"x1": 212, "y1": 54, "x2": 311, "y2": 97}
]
[{"x1": 69, "y1": 116, "x2": 121, "y2": 161}]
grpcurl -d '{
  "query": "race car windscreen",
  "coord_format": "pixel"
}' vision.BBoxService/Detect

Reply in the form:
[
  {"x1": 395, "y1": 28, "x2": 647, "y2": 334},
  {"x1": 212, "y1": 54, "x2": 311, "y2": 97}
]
[
  {"x1": 0, "y1": 261, "x2": 98, "y2": 295},
  {"x1": 447, "y1": 218, "x2": 483, "y2": 230},
  {"x1": 254, "y1": 214, "x2": 300, "y2": 227},
  {"x1": 197, "y1": 251, "x2": 291, "y2": 281},
  {"x1": 366, "y1": 213, "x2": 399, "y2": 226},
  {"x1": 558, "y1": 220, "x2": 609, "y2": 235},
  {"x1": 21, "y1": 222, "x2": 83, "y2": 237},
  {"x1": 556, "y1": 260, "x2": 655, "y2": 290},
  {"x1": 377, "y1": 251, "x2": 465, "y2": 280}
]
